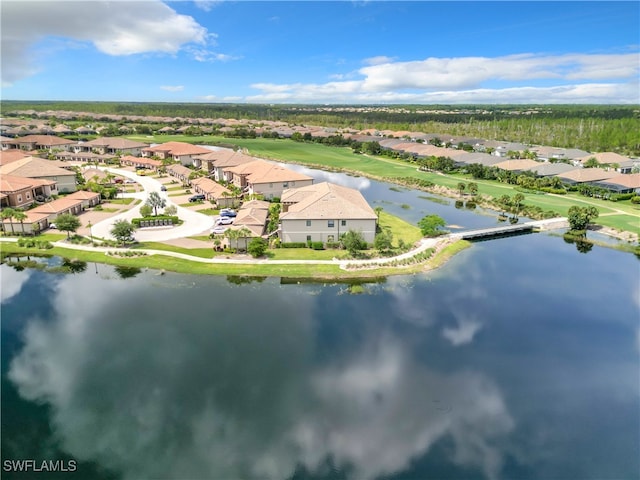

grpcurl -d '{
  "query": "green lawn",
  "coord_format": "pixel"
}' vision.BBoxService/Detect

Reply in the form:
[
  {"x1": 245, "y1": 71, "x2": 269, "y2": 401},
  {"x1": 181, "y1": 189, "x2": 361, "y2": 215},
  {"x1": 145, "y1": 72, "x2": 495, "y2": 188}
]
[
  {"x1": 197, "y1": 208, "x2": 219, "y2": 216},
  {"x1": 134, "y1": 241, "x2": 215, "y2": 259},
  {"x1": 108, "y1": 198, "x2": 135, "y2": 205},
  {"x1": 378, "y1": 210, "x2": 423, "y2": 246}
]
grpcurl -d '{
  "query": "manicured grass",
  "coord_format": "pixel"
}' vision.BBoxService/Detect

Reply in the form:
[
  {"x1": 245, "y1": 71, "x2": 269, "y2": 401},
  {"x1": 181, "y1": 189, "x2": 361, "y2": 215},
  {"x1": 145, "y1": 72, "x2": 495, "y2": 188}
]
[
  {"x1": 197, "y1": 208, "x2": 219, "y2": 216},
  {"x1": 134, "y1": 241, "x2": 215, "y2": 259},
  {"x1": 165, "y1": 186, "x2": 185, "y2": 191},
  {"x1": 378, "y1": 210, "x2": 423, "y2": 246},
  {"x1": 109, "y1": 198, "x2": 135, "y2": 205},
  {"x1": 267, "y1": 248, "x2": 345, "y2": 260}
]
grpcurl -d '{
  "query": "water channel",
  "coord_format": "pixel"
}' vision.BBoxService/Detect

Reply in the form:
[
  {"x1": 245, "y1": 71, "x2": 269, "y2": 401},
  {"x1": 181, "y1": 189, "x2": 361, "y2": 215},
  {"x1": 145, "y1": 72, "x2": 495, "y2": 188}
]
[{"x1": 1, "y1": 168, "x2": 638, "y2": 480}]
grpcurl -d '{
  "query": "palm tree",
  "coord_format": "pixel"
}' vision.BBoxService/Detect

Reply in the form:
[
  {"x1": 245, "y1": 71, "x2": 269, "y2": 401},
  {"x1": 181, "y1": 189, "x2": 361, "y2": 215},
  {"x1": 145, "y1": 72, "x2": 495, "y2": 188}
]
[
  {"x1": 13, "y1": 210, "x2": 27, "y2": 236},
  {"x1": 1, "y1": 208, "x2": 16, "y2": 235},
  {"x1": 457, "y1": 182, "x2": 466, "y2": 198},
  {"x1": 513, "y1": 193, "x2": 525, "y2": 218}
]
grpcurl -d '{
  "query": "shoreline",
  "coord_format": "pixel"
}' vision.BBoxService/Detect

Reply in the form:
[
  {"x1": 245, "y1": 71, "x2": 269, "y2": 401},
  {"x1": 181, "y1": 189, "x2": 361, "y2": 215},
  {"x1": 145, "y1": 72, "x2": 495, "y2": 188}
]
[{"x1": 0, "y1": 236, "x2": 471, "y2": 279}]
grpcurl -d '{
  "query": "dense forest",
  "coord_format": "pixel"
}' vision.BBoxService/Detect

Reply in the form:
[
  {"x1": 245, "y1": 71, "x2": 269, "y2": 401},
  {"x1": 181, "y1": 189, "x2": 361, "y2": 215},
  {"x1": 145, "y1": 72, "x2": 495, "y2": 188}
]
[{"x1": 2, "y1": 101, "x2": 639, "y2": 154}]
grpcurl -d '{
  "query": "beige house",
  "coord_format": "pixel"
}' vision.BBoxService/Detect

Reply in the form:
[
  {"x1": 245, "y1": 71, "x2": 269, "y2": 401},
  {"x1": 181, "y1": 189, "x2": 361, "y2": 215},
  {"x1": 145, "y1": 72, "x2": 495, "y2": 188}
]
[
  {"x1": 142, "y1": 142, "x2": 212, "y2": 166},
  {"x1": 1, "y1": 134, "x2": 76, "y2": 152},
  {"x1": 193, "y1": 149, "x2": 254, "y2": 179},
  {"x1": 190, "y1": 177, "x2": 236, "y2": 207},
  {"x1": 0, "y1": 156, "x2": 77, "y2": 192},
  {"x1": 66, "y1": 190, "x2": 102, "y2": 208},
  {"x1": 225, "y1": 160, "x2": 314, "y2": 200},
  {"x1": 120, "y1": 155, "x2": 162, "y2": 170},
  {"x1": 280, "y1": 182, "x2": 377, "y2": 244},
  {"x1": 0, "y1": 175, "x2": 57, "y2": 209},
  {"x1": 166, "y1": 164, "x2": 193, "y2": 183},
  {"x1": 1, "y1": 210, "x2": 51, "y2": 235},
  {"x1": 75, "y1": 137, "x2": 149, "y2": 156}
]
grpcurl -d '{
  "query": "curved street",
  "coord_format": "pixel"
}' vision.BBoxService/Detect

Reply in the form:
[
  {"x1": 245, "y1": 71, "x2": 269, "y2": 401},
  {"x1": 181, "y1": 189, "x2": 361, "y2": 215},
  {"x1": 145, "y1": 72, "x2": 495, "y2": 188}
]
[{"x1": 89, "y1": 168, "x2": 215, "y2": 242}]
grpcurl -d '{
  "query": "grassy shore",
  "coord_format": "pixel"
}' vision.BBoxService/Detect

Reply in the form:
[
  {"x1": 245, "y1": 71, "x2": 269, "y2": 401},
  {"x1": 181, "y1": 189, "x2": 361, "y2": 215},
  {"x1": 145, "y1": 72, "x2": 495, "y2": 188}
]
[{"x1": 0, "y1": 238, "x2": 471, "y2": 279}]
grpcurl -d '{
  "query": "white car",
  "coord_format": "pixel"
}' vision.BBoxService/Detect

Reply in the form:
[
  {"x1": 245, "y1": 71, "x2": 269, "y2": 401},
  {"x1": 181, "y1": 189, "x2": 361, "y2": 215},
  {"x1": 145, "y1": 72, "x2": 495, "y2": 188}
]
[
  {"x1": 216, "y1": 216, "x2": 234, "y2": 225},
  {"x1": 211, "y1": 226, "x2": 227, "y2": 235},
  {"x1": 48, "y1": 223, "x2": 57, "y2": 229}
]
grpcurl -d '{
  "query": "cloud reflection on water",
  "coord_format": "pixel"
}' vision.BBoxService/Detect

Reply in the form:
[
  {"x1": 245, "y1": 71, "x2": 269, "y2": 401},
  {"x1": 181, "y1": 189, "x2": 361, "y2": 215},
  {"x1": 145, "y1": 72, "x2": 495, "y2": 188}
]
[{"x1": 8, "y1": 271, "x2": 514, "y2": 480}]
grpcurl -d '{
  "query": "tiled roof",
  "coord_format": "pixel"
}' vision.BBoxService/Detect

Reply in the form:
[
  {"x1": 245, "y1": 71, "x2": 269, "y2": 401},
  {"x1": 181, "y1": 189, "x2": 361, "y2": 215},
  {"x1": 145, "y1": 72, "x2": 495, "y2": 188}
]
[
  {"x1": 493, "y1": 159, "x2": 541, "y2": 171},
  {"x1": 66, "y1": 190, "x2": 101, "y2": 201},
  {"x1": 557, "y1": 168, "x2": 620, "y2": 183},
  {"x1": 594, "y1": 173, "x2": 640, "y2": 189},
  {"x1": 31, "y1": 197, "x2": 83, "y2": 213},
  {"x1": 0, "y1": 156, "x2": 74, "y2": 178},
  {"x1": 280, "y1": 182, "x2": 377, "y2": 220},
  {"x1": 0, "y1": 149, "x2": 29, "y2": 165},
  {"x1": 1, "y1": 134, "x2": 76, "y2": 146},
  {"x1": 227, "y1": 160, "x2": 312, "y2": 184},
  {"x1": 0, "y1": 174, "x2": 52, "y2": 193},
  {"x1": 190, "y1": 177, "x2": 232, "y2": 197},
  {"x1": 82, "y1": 137, "x2": 148, "y2": 149},
  {"x1": 143, "y1": 141, "x2": 211, "y2": 156}
]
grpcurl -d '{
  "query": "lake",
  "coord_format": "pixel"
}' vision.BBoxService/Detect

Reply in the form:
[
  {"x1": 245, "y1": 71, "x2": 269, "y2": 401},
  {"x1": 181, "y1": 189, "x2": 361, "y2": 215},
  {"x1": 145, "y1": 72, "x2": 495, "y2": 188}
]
[{"x1": 2, "y1": 230, "x2": 638, "y2": 479}]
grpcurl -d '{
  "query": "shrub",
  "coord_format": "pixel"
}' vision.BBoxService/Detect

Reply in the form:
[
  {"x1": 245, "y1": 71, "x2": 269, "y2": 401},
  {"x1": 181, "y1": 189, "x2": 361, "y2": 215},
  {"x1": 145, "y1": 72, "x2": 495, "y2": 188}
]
[
  {"x1": 281, "y1": 242, "x2": 308, "y2": 248},
  {"x1": 631, "y1": 196, "x2": 640, "y2": 204},
  {"x1": 325, "y1": 242, "x2": 342, "y2": 249},
  {"x1": 311, "y1": 241, "x2": 324, "y2": 250}
]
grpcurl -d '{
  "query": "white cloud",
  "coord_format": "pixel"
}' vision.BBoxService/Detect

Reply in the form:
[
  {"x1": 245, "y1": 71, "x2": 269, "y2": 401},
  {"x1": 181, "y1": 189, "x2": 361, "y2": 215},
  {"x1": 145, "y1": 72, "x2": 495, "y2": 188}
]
[
  {"x1": 0, "y1": 266, "x2": 31, "y2": 304},
  {"x1": 193, "y1": 0, "x2": 221, "y2": 11},
  {"x1": 246, "y1": 52, "x2": 639, "y2": 104},
  {"x1": 363, "y1": 55, "x2": 396, "y2": 66},
  {"x1": 443, "y1": 318, "x2": 483, "y2": 346},
  {"x1": 160, "y1": 85, "x2": 184, "y2": 92},
  {"x1": 1, "y1": 0, "x2": 209, "y2": 86}
]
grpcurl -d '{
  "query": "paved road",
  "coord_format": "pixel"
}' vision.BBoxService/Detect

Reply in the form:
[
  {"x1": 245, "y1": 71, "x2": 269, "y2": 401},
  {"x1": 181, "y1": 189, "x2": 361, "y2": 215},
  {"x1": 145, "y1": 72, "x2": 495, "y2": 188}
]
[{"x1": 89, "y1": 168, "x2": 215, "y2": 242}]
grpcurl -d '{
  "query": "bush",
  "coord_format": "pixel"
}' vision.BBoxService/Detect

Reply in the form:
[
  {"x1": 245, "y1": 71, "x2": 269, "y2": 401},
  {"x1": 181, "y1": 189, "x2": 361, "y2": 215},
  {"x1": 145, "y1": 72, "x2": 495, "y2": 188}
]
[
  {"x1": 325, "y1": 242, "x2": 342, "y2": 249},
  {"x1": 281, "y1": 242, "x2": 308, "y2": 248},
  {"x1": 611, "y1": 193, "x2": 635, "y2": 201},
  {"x1": 132, "y1": 215, "x2": 179, "y2": 227},
  {"x1": 310, "y1": 241, "x2": 324, "y2": 250},
  {"x1": 631, "y1": 196, "x2": 640, "y2": 204}
]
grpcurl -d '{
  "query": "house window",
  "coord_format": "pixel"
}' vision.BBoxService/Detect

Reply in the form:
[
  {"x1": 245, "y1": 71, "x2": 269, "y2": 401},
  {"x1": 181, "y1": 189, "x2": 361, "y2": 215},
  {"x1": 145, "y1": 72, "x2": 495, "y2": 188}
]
[
  {"x1": 283, "y1": 182, "x2": 288, "y2": 188},
  {"x1": 328, "y1": 220, "x2": 334, "y2": 228},
  {"x1": 26, "y1": 192, "x2": 31, "y2": 199},
  {"x1": 306, "y1": 220, "x2": 311, "y2": 227},
  {"x1": 17, "y1": 195, "x2": 22, "y2": 202},
  {"x1": 306, "y1": 235, "x2": 312, "y2": 242},
  {"x1": 341, "y1": 220, "x2": 347, "y2": 226}
]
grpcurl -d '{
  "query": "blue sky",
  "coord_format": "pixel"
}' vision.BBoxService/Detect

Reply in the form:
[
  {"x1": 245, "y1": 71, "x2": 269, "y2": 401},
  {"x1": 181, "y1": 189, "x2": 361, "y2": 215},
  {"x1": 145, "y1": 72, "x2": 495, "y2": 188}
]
[{"x1": 1, "y1": 1, "x2": 638, "y2": 104}]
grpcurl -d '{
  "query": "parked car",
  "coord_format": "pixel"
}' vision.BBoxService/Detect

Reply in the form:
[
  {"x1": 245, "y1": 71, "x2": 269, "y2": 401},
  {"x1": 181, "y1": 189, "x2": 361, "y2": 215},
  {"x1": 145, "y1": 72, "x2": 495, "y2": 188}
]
[
  {"x1": 210, "y1": 226, "x2": 227, "y2": 235},
  {"x1": 189, "y1": 194, "x2": 206, "y2": 202},
  {"x1": 136, "y1": 170, "x2": 147, "y2": 176},
  {"x1": 216, "y1": 216, "x2": 234, "y2": 225},
  {"x1": 48, "y1": 223, "x2": 57, "y2": 229},
  {"x1": 160, "y1": 185, "x2": 167, "y2": 191},
  {"x1": 125, "y1": 179, "x2": 136, "y2": 184},
  {"x1": 220, "y1": 209, "x2": 237, "y2": 217}
]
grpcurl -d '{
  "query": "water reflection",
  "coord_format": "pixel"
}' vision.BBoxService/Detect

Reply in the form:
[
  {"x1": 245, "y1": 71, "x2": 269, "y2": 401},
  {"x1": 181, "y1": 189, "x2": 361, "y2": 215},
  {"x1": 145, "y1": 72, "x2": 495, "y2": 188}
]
[{"x1": 8, "y1": 272, "x2": 514, "y2": 480}]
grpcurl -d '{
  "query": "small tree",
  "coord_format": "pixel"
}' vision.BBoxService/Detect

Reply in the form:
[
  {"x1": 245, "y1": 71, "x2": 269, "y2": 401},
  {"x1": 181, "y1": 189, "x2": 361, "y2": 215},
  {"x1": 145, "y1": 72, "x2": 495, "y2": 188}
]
[
  {"x1": 139, "y1": 204, "x2": 153, "y2": 218},
  {"x1": 1, "y1": 207, "x2": 16, "y2": 235},
  {"x1": 584, "y1": 157, "x2": 600, "y2": 168},
  {"x1": 457, "y1": 182, "x2": 466, "y2": 197},
  {"x1": 164, "y1": 204, "x2": 177, "y2": 216},
  {"x1": 468, "y1": 182, "x2": 478, "y2": 196},
  {"x1": 146, "y1": 191, "x2": 166, "y2": 216},
  {"x1": 247, "y1": 237, "x2": 267, "y2": 258},
  {"x1": 513, "y1": 193, "x2": 525, "y2": 217},
  {"x1": 341, "y1": 229, "x2": 367, "y2": 257},
  {"x1": 374, "y1": 229, "x2": 393, "y2": 253},
  {"x1": 55, "y1": 213, "x2": 81, "y2": 238},
  {"x1": 568, "y1": 206, "x2": 599, "y2": 232},
  {"x1": 418, "y1": 214, "x2": 447, "y2": 237},
  {"x1": 111, "y1": 219, "x2": 136, "y2": 246}
]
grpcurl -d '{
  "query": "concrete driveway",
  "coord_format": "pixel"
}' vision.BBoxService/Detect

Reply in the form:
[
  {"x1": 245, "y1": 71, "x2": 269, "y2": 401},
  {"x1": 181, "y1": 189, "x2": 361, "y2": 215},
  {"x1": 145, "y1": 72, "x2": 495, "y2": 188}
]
[{"x1": 89, "y1": 168, "x2": 215, "y2": 242}]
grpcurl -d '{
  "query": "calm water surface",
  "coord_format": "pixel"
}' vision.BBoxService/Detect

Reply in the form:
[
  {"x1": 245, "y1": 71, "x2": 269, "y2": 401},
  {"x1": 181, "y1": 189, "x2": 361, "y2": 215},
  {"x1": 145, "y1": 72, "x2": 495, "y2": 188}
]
[{"x1": 2, "y1": 232, "x2": 639, "y2": 480}]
